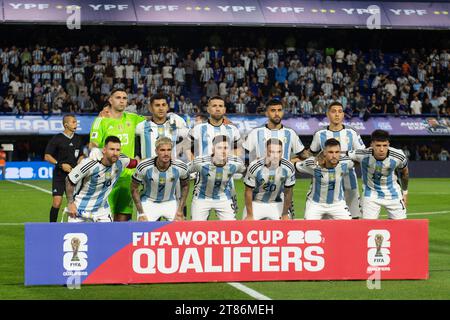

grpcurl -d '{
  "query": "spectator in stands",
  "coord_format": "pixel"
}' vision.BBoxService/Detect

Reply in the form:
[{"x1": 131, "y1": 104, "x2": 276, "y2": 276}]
[
  {"x1": 0, "y1": 44, "x2": 449, "y2": 118},
  {"x1": 410, "y1": 95, "x2": 422, "y2": 115},
  {"x1": 438, "y1": 148, "x2": 449, "y2": 161}
]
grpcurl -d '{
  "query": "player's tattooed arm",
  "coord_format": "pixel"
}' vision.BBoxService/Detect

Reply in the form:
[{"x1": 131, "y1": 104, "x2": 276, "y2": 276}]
[
  {"x1": 65, "y1": 177, "x2": 77, "y2": 218},
  {"x1": 282, "y1": 187, "x2": 293, "y2": 220},
  {"x1": 131, "y1": 179, "x2": 146, "y2": 221},
  {"x1": 176, "y1": 179, "x2": 190, "y2": 221},
  {"x1": 300, "y1": 148, "x2": 313, "y2": 160},
  {"x1": 291, "y1": 149, "x2": 312, "y2": 163},
  {"x1": 400, "y1": 167, "x2": 409, "y2": 191}
]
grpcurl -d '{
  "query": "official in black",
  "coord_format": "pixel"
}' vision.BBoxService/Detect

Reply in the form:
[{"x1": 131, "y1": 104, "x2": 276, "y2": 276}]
[{"x1": 44, "y1": 114, "x2": 84, "y2": 222}]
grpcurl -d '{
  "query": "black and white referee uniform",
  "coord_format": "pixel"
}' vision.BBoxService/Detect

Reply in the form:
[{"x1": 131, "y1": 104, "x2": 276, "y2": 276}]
[{"x1": 45, "y1": 132, "x2": 83, "y2": 197}]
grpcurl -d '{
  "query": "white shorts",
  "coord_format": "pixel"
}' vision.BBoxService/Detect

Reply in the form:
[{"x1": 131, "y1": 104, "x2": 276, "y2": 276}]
[
  {"x1": 361, "y1": 196, "x2": 407, "y2": 220},
  {"x1": 191, "y1": 198, "x2": 236, "y2": 221},
  {"x1": 304, "y1": 199, "x2": 352, "y2": 220},
  {"x1": 243, "y1": 201, "x2": 283, "y2": 220},
  {"x1": 141, "y1": 199, "x2": 178, "y2": 221},
  {"x1": 66, "y1": 206, "x2": 113, "y2": 223}
]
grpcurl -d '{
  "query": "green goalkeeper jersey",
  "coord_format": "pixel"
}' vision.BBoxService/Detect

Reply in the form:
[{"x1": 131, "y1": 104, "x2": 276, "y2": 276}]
[{"x1": 90, "y1": 112, "x2": 146, "y2": 175}]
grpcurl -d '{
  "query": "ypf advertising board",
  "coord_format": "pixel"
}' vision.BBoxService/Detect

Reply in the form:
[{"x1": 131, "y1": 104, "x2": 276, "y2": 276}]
[{"x1": 25, "y1": 220, "x2": 428, "y2": 286}]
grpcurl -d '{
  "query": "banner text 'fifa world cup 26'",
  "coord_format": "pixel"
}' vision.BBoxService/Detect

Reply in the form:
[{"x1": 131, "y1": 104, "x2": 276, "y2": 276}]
[{"x1": 25, "y1": 220, "x2": 428, "y2": 286}]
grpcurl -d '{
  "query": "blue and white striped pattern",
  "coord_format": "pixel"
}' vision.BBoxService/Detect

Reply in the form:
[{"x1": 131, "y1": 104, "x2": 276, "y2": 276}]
[
  {"x1": 191, "y1": 156, "x2": 245, "y2": 200},
  {"x1": 243, "y1": 125, "x2": 304, "y2": 161},
  {"x1": 133, "y1": 158, "x2": 188, "y2": 203},
  {"x1": 349, "y1": 147, "x2": 408, "y2": 200},
  {"x1": 310, "y1": 125, "x2": 365, "y2": 190},
  {"x1": 135, "y1": 113, "x2": 188, "y2": 160},
  {"x1": 296, "y1": 157, "x2": 354, "y2": 204},
  {"x1": 244, "y1": 158, "x2": 296, "y2": 203},
  {"x1": 189, "y1": 121, "x2": 241, "y2": 158},
  {"x1": 68, "y1": 156, "x2": 130, "y2": 213}
]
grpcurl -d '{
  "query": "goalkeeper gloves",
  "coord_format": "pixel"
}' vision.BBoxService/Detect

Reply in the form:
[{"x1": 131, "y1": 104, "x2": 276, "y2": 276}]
[{"x1": 88, "y1": 147, "x2": 103, "y2": 161}]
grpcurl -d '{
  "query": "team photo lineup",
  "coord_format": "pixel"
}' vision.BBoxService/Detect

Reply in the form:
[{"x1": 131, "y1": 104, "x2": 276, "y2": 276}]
[
  {"x1": 2, "y1": 0, "x2": 450, "y2": 303},
  {"x1": 47, "y1": 91, "x2": 409, "y2": 223}
]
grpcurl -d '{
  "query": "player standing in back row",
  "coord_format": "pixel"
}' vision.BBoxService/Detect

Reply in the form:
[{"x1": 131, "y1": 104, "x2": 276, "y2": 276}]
[
  {"x1": 89, "y1": 88, "x2": 146, "y2": 221},
  {"x1": 135, "y1": 93, "x2": 188, "y2": 160},
  {"x1": 243, "y1": 99, "x2": 306, "y2": 164},
  {"x1": 186, "y1": 95, "x2": 241, "y2": 160},
  {"x1": 243, "y1": 98, "x2": 307, "y2": 218},
  {"x1": 309, "y1": 101, "x2": 365, "y2": 218}
]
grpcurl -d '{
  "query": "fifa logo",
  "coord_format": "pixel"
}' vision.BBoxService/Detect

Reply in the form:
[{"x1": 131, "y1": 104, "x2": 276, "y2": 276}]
[
  {"x1": 367, "y1": 230, "x2": 390, "y2": 266},
  {"x1": 63, "y1": 233, "x2": 88, "y2": 271}
]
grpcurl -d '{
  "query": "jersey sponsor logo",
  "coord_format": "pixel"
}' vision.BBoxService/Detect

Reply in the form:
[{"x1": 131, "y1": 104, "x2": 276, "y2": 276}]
[
  {"x1": 367, "y1": 230, "x2": 391, "y2": 271},
  {"x1": 74, "y1": 149, "x2": 79, "y2": 158}
]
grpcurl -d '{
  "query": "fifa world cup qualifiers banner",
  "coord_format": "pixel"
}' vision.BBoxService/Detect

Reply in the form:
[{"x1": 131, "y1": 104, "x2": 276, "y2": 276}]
[
  {"x1": 2, "y1": 1, "x2": 450, "y2": 29},
  {"x1": 1, "y1": 115, "x2": 450, "y2": 136},
  {"x1": 25, "y1": 220, "x2": 428, "y2": 286}
]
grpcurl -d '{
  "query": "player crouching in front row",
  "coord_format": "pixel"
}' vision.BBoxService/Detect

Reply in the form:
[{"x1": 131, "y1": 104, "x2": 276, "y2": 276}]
[
  {"x1": 65, "y1": 136, "x2": 138, "y2": 222},
  {"x1": 189, "y1": 135, "x2": 246, "y2": 221},
  {"x1": 347, "y1": 129, "x2": 409, "y2": 220},
  {"x1": 243, "y1": 138, "x2": 296, "y2": 220},
  {"x1": 295, "y1": 138, "x2": 353, "y2": 220},
  {"x1": 131, "y1": 137, "x2": 189, "y2": 222}
]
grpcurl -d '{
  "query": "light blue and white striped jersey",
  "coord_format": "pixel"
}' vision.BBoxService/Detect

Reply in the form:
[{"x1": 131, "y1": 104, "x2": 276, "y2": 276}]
[
  {"x1": 310, "y1": 125, "x2": 365, "y2": 153},
  {"x1": 132, "y1": 158, "x2": 189, "y2": 203},
  {"x1": 295, "y1": 156, "x2": 354, "y2": 204},
  {"x1": 135, "y1": 113, "x2": 188, "y2": 160},
  {"x1": 243, "y1": 125, "x2": 305, "y2": 161},
  {"x1": 310, "y1": 125, "x2": 365, "y2": 190},
  {"x1": 348, "y1": 147, "x2": 408, "y2": 200},
  {"x1": 190, "y1": 156, "x2": 246, "y2": 200},
  {"x1": 244, "y1": 158, "x2": 296, "y2": 203},
  {"x1": 68, "y1": 156, "x2": 130, "y2": 213},
  {"x1": 188, "y1": 120, "x2": 241, "y2": 158}
]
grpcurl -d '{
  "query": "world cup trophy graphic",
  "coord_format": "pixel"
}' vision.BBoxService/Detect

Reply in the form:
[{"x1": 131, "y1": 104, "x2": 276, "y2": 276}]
[
  {"x1": 71, "y1": 237, "x2": 81, "y2": 262},
  {"x1": 374, "y1": 234, "x2": 384, "y2": 257}
]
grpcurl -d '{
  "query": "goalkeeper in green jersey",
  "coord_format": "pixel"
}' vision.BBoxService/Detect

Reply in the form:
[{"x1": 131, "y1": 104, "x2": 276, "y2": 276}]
[{"x1": 89, "y1": 88, "x2": 146, "y2": 221}]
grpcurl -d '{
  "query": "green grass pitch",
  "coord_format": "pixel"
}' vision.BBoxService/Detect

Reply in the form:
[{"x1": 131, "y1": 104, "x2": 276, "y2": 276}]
[{"x1": 0, "y1": 178, "x2": 449, "y2": 300}]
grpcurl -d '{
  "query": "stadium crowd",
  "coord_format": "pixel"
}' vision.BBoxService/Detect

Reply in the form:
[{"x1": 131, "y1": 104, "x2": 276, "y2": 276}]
[{"x1": 0, "y1": 44, "x2": 449, "y2": 117}]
